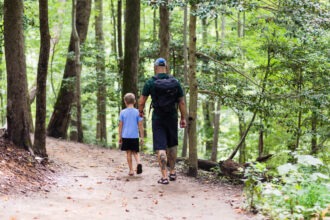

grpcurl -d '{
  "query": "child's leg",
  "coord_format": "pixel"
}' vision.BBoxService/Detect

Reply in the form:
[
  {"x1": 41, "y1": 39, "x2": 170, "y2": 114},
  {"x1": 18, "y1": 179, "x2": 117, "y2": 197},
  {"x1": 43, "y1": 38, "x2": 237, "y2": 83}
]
[
  {"x1": 133, "y1": 151, "x2": 143, "y2": 174},
  {"x1": 132, "y1": 151, "x2": 141, "y2": 164},
  {"x1": 126, "y1": 150, "x2": 133, "y2": 173}
]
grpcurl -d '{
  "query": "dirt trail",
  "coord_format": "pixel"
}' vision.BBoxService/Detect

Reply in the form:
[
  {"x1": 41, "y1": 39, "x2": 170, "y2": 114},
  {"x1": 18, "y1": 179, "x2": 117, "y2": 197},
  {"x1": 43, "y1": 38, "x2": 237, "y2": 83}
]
[{"x1": 0, "y1": 138, "x2": 257, "y2": 220}]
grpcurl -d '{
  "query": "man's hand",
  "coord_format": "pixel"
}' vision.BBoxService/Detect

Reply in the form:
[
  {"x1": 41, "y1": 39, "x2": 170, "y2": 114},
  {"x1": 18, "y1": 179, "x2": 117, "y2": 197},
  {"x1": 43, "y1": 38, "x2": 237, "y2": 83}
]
[
  {"x1": 180, "y1": 118, "x2": 187, "y2": 128},
  {"x1": 140, "y1": 138, "x2": 144, "y2": 146},
  {"x1": 139, "y1": 111, "x2": 144, "y2": 118},
  {"x1": 118, "y1": 137, "x2": 122, "y2": 145}
]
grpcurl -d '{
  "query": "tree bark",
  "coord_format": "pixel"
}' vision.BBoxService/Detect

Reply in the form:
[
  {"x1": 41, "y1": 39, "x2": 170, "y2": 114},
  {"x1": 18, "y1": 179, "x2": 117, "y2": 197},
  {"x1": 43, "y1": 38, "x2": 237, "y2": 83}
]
[
  {"x1": 47, "y1": 0, "x2": 91, "y2": 139},
  {"x1": 211, "y1": 14, "x2": 224, "y2": 162},
  {"x1": 122, "y1": 0, "x2": 140, "y2": 109},
  {"x1": 187, "y1": 2, "x2": 198, "y2": 177},
  {"x1": 0, "y1": 53, "x2": 5, "y2": 125},
  {"x1": 95, "y1": 0, "x2": 107, "y2": 143},
  {"x1": 72, "y1": 0, "x2": 84, "y2": 143},
  {"x1": 33, "y1": 0, "x2": 51, "y2": 157},
  {"x1": 4, "y1": 0, "x2": 32, "y2": 150},
  {"x1": 181, "y1": 2, "x2": 189, "y2": 158},
  {"x1": 238, "y1": 112, "x2": 246, "y2": 163},
  {"x1": 117, "y1": 0, "x2": 124, "y2": 74},
  {"x1": 110, "y1": 0, "x2": 117, "y2": 54},
  {"x1": 159, "y1": 0, "x2": 170, "y2": 66},
  {"x1": 153, "y1": 8, "x2": 157, "y2": 41}
]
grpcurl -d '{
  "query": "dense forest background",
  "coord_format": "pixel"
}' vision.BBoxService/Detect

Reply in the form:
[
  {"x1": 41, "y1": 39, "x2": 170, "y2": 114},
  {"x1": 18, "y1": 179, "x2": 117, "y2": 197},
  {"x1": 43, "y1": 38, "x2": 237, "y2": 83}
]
[{"x1": 0, "y1": 0, "x2": 329, "y2": 218}]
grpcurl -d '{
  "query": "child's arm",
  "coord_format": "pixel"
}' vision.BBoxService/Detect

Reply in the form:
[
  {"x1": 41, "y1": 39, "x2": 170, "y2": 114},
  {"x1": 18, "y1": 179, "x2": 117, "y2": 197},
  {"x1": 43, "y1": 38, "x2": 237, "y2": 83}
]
[
  {"x1": 138, "y1": 121, "x2": 144, "y2": 145},
  {"x1": 118, "y1": 121, "x2": 123, "y2": 145}
]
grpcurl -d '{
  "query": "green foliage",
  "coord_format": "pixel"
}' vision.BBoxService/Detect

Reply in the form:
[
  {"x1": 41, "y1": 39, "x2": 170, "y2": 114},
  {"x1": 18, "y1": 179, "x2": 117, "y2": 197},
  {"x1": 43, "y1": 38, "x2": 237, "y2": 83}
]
[{"x1": 244, "y1": 155, "x2": 330, "y2": 219}]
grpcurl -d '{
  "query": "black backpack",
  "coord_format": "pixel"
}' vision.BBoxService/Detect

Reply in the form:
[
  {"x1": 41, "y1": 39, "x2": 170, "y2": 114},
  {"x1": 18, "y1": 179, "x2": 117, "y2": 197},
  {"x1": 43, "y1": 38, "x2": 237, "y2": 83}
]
[{"x1": 152, "y1": 74, "x2": 179, "y2": 116}]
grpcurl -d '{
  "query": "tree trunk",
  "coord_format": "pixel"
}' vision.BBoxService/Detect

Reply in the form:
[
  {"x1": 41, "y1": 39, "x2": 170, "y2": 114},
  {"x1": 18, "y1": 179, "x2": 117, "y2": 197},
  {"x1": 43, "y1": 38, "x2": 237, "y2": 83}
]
[
  {"x1": 110, "y1": 0, "x2": 117, "y2": 54},
  {"x1": 211, "y1": 14, "x2": 225, "y2": 162},
  {"x1": 238, "y1": 112, "x2": 246, "y2": 163},
  {"x1": 187, "y1": 2, "x2": 198, "y2": 177},
  {"x1": 95, "y1": 0, "x2": 107, "y2": 144},
  {"x1": 181, "y1": 3, "x2": 189, "y2": 158},
  {"x1": 211, "y1": 100, "x2": 220, "y2": 162},
  {"x1": 33, "y1": 0, "x2": 51, "y2": 157},
  {"x1": 258, "y1": 129, "x2": 263, "y2": 158},
  {"x1": 72, "y1": 0, "x2": 84, "y2": 143},
  {"x1": 47, "y1": 0, "x2": 91, "y2": 139},
  {"x1": 4, "y1": 0, "x2": 32, "y2": 150},
  {"x1": 0, "y1": 54, "x2": 5, "y2": 125},
  {"x1": 122, "y1": 0, "x2": 140, "y2": 109},
  {"x1": 153, "y1": 8, "x2": 157, "y2": 41},
  {"x1": 159, "y1": 0, "x2": 170, "y2": 65},
  {"x1": 117, "y1": 0, "x2": 123, "y2": 74},
  {"x1": 311, "y1": 72, "x2": 317, "y2": 154}
]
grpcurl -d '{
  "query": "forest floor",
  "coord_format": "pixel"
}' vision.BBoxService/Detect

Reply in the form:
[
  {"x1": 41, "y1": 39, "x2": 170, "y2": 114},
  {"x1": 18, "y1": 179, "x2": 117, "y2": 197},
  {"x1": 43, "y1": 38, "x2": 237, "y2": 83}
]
[{"x1": 0, "y1": 137, "x2": 261, "y2": 220}]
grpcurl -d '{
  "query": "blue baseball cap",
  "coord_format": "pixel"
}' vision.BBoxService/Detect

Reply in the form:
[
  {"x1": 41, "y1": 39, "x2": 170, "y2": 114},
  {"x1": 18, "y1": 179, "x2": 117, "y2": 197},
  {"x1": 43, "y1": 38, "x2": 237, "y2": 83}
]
[{"x1": 154, "y1": 58, "x2": 167, "y2": 66}]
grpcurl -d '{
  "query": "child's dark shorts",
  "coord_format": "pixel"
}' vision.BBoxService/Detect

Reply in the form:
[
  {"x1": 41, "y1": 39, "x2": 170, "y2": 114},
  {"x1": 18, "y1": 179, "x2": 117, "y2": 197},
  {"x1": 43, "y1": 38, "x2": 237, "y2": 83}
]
[
  {"x1": 121, "y1": 138, "x2": 139, "y2": 152},
  {"x1": 152, "y1": 118, "x2": 178, "y2": 151}
]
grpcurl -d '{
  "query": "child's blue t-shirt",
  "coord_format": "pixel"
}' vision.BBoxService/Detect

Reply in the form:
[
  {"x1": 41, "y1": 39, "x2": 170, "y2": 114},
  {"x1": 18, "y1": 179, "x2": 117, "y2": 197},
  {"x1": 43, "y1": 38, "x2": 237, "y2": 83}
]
[{"x1": 119, "y1": 108, "x2": 143, "y2": 138}]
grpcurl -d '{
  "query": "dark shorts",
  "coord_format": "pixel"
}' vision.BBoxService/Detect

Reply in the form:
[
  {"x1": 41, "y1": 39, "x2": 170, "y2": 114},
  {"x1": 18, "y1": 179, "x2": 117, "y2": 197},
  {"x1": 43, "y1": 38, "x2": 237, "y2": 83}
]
[
  {"x1": 152, "y1": 118, "x2": 178, "y2": 151},
  {"x1": 121, "y1": 138, "x2": 139, "y2": 152}
]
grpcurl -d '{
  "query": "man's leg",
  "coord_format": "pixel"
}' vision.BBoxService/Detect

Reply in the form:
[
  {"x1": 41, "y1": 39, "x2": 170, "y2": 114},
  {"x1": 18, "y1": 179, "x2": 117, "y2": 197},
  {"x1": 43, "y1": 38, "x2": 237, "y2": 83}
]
[
  {"x1": 158, "y1": 150, "x2": 167, "y2": 178},
  {"x1": 167, "y1": 146, "x2": 177, "y2": 175}
]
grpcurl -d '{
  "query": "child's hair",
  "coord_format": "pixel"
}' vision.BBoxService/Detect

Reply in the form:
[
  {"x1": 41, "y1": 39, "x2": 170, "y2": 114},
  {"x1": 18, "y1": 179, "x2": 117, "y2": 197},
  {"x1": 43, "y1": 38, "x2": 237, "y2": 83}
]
[{"x1": 124, "y1": 93, "x2": 136, "y2": 105}]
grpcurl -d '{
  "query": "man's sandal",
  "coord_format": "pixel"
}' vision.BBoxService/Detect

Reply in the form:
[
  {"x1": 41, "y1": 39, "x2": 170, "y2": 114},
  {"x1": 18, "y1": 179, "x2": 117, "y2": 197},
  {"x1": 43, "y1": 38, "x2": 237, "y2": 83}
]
[
  {"x1": 158, "y1": 178, "x2": 169, "y2": 185},
  {"x1": 169, "y1": 173, "x2": 177, "y2": 181}
]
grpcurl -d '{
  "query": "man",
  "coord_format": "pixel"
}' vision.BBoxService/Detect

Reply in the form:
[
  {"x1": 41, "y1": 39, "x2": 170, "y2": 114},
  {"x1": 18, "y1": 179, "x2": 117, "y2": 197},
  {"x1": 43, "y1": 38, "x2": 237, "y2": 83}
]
[{"x1": 139, "y1": 58, "x2": 186, "y2": 185}]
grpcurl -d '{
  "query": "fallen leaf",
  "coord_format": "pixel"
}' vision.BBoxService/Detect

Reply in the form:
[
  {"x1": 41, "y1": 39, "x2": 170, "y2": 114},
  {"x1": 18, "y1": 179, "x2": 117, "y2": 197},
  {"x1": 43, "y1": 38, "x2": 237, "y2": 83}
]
[
  {"x1": 64, "y1": 209, "x2": 69, "y2": 212},
  {"x1": 97, "y1": 181, "x2": 102, "y2": 184},
  {"x1": 2, "y1": 197, "x2": 8, "y2": 201},
  {"x1": 87, "y1": 187, "x2": 94, "y2": 190},
  {"x1": 125, "y1": 209, "x2": 129, "y2": 212},
  {"x1": 7, "y1": 148, "x2": 12, "y2": 152},
  {"x1": 153, "y1": 200, "x2": 158, "y2": 205},
  {"x1": 66, "y1": 196, "x2": 72, "y2": 200},
  {"x1": 234, "y1": 209, "x2": 243, "y2": 214}
]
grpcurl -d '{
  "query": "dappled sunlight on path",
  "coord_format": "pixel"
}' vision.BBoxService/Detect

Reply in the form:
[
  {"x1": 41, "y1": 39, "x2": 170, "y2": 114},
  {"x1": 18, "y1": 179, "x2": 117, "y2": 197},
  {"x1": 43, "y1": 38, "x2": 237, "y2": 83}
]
[{"x1": 0, "y1": 138, "x2": 257, "y2": 220}]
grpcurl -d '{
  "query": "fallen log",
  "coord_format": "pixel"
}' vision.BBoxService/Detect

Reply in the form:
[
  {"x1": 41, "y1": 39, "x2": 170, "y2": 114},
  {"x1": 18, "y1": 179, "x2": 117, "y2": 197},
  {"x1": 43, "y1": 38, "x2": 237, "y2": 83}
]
[
  {"x1": 256, "y1": 154, "x2": 273, "y2": 162},
  {"x1": 176, "y1": 157, "x2": 218, "y2": 171},
  {"x1": 219, "y1": 159, "x2": 245, "y2": 179}
]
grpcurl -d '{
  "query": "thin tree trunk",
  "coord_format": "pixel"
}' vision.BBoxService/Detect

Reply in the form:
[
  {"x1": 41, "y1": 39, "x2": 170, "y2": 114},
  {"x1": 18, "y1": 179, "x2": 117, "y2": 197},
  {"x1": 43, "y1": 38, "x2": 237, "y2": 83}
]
[
  {"x1": 153, "y1": 8, "x2": 157, "y2": 41},
  {"x1": 181, "y1": 2, "x2": 189, "y2": 157},
  {"x1": 238, "y1": 112, "x2": 246, "y2": 163},
  {"x1": 258, "y1": 129, "x2": 263, "y2": 158},
  {"x1": 311, "y1": 72, "x2": 317, "y2": 154},
  {"x1": 0, "y1": 53, "x2": 4, "y2": 125},
  {"x1": 159, "y1": 0, "x2": 170, "y2": 65},
  {"x1": 110, "y1": 0, "x2": 117, "y2": 54},
  {"x1": 117, "y1": 0, "x2": 123, "y2": 74},
  {"x1": 211, "y1": 14, "x2": 224, "y2": 162},
  {"x1": 47, "y1": 0, "x2": 91, "y2": 139},
  {"x1": 122, "y1": 0, "x2": 140, "y2": 109},
  {"x1": 95, "y1": 0, "x2": 107, "y2": 144},
  {"x1": 33, "y1": 0, "x2": 51, "y2": 157},
  {"x1": 188, "y1": 2, "x2": 198, "y2": 177},
  {"x1": 4, "y1": 0, "x2": 32, "y2": 150},
  {"x1": 72, "y1": 0, "x2": 84, "y2": 143}
]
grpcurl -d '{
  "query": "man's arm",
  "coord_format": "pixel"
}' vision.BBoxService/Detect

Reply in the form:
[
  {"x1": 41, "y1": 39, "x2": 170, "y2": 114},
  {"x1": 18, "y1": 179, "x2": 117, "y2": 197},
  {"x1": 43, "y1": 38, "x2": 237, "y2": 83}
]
[
  {"x1": 138, "y1": 95, "x2": 148, "y2": 117},
  {"x1": 178, "y1": 97, "x2": 187, "y2": 128}
]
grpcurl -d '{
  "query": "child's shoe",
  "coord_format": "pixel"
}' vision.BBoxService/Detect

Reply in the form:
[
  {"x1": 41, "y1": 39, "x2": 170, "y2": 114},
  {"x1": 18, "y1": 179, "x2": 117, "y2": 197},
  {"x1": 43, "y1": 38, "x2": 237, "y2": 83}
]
[{"x1": 137, "y1": 164, "x2": 143, "y2": 174}]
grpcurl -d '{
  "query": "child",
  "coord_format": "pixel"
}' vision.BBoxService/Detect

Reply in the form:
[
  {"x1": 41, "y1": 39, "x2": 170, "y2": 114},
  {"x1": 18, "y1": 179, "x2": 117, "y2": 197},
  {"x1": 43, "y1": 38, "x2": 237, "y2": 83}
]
[{"x1": 119, "y1": 93, "x2": 144, "y2": 176}]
